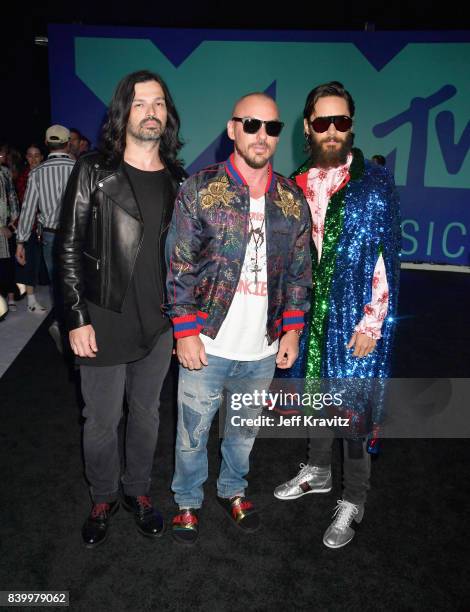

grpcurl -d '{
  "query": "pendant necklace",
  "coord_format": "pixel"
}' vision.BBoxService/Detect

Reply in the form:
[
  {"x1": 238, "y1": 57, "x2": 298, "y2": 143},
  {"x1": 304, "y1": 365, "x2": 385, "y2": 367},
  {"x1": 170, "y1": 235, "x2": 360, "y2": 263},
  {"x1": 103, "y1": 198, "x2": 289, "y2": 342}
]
[{"x1": 248, "y1": 216, "x2": 265, "y2": 285}]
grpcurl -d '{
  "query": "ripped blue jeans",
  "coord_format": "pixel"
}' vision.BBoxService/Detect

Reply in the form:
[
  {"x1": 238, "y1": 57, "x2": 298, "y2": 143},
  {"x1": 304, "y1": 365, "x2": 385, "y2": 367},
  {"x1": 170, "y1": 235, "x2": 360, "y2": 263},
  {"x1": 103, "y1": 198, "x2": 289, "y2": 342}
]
[{"x1": 172, "y1": 353, "x2": 277, "y2": 509}]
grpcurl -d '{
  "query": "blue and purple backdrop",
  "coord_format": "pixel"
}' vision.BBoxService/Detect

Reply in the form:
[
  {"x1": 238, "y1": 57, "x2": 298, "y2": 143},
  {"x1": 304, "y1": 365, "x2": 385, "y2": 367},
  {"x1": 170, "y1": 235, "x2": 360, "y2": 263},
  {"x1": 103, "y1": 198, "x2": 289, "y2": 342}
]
[{"x1": 48, "y1": 25, "x2": 470, "y2": 265}]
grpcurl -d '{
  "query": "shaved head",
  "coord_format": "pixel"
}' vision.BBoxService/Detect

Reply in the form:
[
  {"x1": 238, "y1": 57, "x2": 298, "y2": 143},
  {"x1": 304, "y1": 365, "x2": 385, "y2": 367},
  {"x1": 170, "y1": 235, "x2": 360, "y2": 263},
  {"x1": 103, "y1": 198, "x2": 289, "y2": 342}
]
[
  {"x1": 232, "y1": 92, "x2": 277, "y2": 118},
  {"x1": 227, "y1": 93, "x2": 281, "y2": 169}
]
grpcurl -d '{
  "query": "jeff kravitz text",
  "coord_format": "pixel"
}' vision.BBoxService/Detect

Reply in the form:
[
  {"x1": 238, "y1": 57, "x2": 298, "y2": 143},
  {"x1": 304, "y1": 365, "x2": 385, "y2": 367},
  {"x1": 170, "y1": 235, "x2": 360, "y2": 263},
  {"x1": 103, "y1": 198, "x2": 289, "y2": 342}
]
[{"x1": 230, "y1": 415, "x2": 350, "y2": 428}]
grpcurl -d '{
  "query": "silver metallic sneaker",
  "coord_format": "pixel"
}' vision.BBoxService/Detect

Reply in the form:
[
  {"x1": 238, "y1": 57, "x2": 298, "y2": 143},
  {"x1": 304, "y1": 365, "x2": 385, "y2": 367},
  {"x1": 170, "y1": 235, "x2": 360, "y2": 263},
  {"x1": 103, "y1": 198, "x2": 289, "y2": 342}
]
[
  {"x1": 274, "y1": 463, "x2": 332, "y2": 500},
  {"x1": 323, "y1": 499, "x2": 364, "y2": 549}
]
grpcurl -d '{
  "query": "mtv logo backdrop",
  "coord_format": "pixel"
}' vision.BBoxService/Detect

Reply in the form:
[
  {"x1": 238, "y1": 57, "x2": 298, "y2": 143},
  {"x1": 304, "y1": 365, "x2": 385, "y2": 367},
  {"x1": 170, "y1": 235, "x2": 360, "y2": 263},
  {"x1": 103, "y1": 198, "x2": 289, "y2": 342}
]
[{"x1": 48, "y1": 26, "x2": 470, "y2": 265}]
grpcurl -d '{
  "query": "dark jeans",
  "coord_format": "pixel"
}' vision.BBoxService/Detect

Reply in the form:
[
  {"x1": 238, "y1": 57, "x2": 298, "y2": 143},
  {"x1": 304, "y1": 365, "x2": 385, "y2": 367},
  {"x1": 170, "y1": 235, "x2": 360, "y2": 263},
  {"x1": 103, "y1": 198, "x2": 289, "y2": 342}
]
[
  {"x1": 308, "y1": 428, "x2": 371, "y2": 505},
  {"x1": 80, "y1": 328, "x2": 173, "y2": 503}
]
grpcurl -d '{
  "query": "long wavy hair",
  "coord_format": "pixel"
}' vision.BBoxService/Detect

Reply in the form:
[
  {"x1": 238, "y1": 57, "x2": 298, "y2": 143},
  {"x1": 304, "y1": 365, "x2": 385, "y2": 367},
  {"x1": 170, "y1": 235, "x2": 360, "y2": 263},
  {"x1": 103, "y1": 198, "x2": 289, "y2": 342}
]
[{"x1": 100, "y1": 70, "x2": 184, "y2": 165}]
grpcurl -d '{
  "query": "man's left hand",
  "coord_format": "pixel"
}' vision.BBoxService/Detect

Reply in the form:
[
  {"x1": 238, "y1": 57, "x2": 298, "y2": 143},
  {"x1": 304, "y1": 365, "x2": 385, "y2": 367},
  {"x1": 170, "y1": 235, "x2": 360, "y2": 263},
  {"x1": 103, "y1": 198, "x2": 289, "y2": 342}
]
[
  {"x1": 276, "y1": 330, "x2": 300, "y2": 369},
  {"x1": 15, "y1": 243, "x2": 26, "y2": 266},
  {"x1": 347, "y1": 331, "x2": 376, "y2": 357}
]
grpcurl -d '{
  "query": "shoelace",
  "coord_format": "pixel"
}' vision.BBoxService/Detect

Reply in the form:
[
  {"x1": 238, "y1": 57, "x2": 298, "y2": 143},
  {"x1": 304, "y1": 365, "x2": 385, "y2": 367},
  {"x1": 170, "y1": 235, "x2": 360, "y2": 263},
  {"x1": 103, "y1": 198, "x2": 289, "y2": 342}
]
[
  {"x1": 331, "y1": 500, "x2": 359, "y2": 530},
  {"x1": 91, "y1": 503, "x2": 110, "y2": 519},
  {"x1": 292, "y1": 463, "x2": 317, "y2": 484}
]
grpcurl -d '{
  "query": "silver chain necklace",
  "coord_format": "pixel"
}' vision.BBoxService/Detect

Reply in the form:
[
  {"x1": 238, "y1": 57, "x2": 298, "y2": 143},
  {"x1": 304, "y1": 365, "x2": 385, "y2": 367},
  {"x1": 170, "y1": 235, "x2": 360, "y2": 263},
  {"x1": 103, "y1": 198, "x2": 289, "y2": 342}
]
[{"x1": 248, "y1": 216, "x2": 265, "y2": 285}]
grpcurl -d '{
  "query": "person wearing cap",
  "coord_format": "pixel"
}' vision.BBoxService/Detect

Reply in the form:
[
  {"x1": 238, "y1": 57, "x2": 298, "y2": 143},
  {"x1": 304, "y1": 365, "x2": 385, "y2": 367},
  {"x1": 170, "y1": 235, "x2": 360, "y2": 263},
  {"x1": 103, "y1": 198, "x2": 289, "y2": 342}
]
[
  {"x1": 14, "y1": 145, "x2": 47, "y2": 314},
  {"x1": 16, "y1": 125, "x2": 75, "y2": 349}
]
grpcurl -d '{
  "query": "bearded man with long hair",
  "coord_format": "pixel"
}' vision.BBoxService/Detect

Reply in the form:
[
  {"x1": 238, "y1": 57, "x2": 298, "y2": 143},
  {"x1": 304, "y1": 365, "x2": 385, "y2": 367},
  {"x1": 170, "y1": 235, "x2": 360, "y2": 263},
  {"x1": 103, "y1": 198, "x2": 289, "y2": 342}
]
[
  {"x1": 58, "y1": 70, "x2": 186, "y2": 547},
  {"x1": 274, "y1": 82, "x2": 401, "y2": 549}
]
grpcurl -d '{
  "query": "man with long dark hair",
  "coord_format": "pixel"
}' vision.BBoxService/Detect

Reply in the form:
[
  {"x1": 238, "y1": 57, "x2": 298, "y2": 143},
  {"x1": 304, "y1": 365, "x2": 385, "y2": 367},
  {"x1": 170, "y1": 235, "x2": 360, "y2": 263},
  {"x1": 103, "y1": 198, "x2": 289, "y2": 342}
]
[
  {"x1": 273, "y1": 82, "x2": 401, "y2": 548},
  {"x1": 58, "y1": 70, "x2": 186, "y2": 548}
]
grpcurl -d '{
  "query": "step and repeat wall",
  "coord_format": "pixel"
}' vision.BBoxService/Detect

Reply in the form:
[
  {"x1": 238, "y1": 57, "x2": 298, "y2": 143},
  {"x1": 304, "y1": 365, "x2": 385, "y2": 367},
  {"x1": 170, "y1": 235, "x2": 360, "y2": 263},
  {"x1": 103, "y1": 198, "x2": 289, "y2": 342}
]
[{"x1": 48, "y1": 26, "x2": 470, "y2": 265}]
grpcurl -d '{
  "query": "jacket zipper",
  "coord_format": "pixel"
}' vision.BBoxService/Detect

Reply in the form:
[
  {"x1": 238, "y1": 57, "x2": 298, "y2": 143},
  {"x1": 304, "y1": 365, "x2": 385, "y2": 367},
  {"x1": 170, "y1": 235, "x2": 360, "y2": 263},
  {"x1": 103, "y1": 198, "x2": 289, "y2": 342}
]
[
  {"x1": 102, "y1": 201, "x2": 110, "y2": 301},
  {"x1": 92, "y1": 206, "x2": 98, "y2": 250},
  {"x1": 83, "y1": 251, "x2": 100, "y2": 270}
]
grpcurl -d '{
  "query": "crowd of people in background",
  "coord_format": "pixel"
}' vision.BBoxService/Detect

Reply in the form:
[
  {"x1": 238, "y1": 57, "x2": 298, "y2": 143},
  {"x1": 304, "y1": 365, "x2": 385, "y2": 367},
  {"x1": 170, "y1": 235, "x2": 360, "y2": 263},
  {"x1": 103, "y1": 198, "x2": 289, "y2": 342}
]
[{"x1": 0, "y1": 127, "x2": 91, "y2": 331}]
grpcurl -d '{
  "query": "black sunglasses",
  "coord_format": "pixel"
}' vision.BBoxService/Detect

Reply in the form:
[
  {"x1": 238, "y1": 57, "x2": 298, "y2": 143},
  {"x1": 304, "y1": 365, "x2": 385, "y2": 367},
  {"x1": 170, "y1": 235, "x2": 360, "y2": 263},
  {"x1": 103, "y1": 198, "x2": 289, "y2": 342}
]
[
  {"x1": 309, "y1": 115, "x2": 353, "y2": 133},
  {"x1": 232, "y1": 116, "x2": 284, "y2": 137}
]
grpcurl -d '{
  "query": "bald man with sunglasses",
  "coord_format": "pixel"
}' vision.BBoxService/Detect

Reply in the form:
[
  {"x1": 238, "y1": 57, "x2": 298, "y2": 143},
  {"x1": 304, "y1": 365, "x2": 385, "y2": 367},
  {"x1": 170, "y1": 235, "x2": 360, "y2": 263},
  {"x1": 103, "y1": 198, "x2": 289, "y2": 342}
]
[
  {"x1": 274, "y1": 81, "x2": 401, "y2": 549},
  {"x1": 165, "y1": 92, "x2": 312, "y2": 545}
]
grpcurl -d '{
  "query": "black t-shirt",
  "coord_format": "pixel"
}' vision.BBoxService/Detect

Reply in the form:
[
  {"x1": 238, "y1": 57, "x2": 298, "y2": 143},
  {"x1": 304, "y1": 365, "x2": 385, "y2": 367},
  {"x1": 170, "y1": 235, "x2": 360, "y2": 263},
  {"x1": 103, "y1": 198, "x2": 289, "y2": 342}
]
[{"x1": 78, "y1": 163, "x2": 171, "y2": 367}]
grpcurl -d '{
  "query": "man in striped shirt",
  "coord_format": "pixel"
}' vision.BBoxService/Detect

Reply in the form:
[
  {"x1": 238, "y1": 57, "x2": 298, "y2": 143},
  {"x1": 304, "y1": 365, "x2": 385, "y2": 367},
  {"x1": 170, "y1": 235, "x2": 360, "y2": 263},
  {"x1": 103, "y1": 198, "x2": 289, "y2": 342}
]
[{"x1": 16, "y1": 125, "x2": 75, "y2": 348}]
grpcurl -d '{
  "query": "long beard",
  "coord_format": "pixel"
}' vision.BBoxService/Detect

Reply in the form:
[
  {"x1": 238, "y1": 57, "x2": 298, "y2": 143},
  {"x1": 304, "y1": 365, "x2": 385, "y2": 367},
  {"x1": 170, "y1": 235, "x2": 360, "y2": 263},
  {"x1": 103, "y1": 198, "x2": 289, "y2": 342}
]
[{"x1": 309, "y1": 132, "x2": 353, "y2": 169}]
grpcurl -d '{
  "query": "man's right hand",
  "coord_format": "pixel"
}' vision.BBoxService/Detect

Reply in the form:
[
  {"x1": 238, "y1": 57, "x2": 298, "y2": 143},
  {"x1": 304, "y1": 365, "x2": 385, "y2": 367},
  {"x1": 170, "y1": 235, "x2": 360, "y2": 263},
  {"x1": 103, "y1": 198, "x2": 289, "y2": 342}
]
[
  {"x1": 69, "y1": 324, "x2": 98, "y2": 358},
  {"x1": 176, "y1": 336, "x2": 208, "y2": 370},
  {"x1": 15, "y1": 243, "x2": 26, "y2": 266}
]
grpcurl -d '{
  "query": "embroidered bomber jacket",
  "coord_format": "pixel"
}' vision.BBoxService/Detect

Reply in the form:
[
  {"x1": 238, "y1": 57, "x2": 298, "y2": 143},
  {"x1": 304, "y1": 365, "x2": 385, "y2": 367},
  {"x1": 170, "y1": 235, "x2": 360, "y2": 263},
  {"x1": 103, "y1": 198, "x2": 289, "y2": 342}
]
[{"x1": 164, "y1": 155, "x2": 312, "y2": 343}]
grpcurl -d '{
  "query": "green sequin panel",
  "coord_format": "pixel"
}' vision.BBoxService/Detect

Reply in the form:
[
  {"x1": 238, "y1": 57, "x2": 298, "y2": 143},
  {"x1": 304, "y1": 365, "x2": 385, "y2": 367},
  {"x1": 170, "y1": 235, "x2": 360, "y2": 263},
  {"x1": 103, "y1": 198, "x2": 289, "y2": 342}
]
[{"x1": 300, "y1": 150, "x2": 366, "y2": 382}]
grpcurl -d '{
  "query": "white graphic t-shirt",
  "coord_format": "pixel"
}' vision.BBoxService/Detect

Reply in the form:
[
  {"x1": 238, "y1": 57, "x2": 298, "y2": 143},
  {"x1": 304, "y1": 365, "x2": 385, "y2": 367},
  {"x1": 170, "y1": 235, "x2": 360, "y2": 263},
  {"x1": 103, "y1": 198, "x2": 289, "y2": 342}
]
[{"x1": 201, "y1": 195, "x2": 279, "y2": 361}]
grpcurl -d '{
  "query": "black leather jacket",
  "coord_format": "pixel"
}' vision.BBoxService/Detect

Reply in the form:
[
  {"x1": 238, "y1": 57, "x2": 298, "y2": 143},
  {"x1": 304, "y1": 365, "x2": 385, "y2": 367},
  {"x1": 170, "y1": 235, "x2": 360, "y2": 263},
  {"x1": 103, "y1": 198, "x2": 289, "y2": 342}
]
[{"x1": 57, "y1": 152, "x2": 187, "y2": 331}]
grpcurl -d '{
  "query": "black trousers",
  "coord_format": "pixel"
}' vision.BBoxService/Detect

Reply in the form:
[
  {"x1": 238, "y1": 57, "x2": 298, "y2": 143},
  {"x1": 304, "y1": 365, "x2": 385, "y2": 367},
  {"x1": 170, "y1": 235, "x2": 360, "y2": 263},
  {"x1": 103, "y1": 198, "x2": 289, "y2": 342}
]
[
  {"x1": 0, "y1": 254, "x2": 15, "y2": 296},
  {"x1": 15, "y1": 235, "x2": 41, "y2": 286},
  {"x1": 80, "y1": 329, "x2": 173, "y2": 503},
  {"x1": 308, "y1": 428, "x2": 371, "y2": 505}
]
